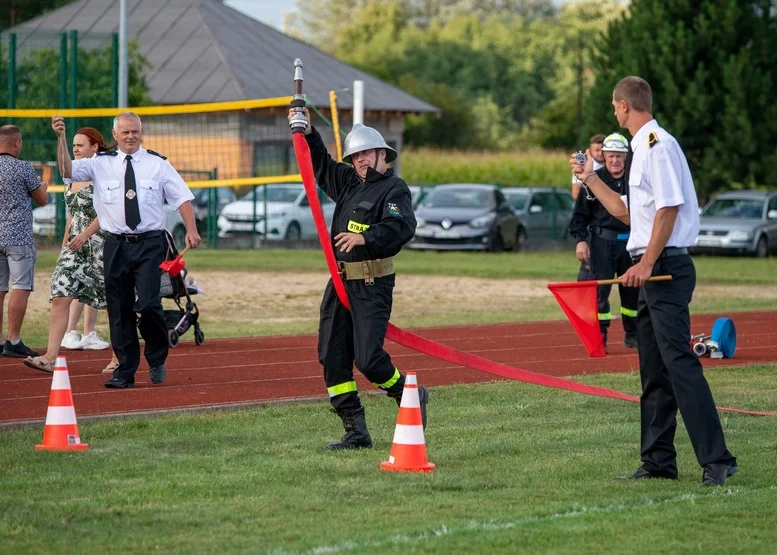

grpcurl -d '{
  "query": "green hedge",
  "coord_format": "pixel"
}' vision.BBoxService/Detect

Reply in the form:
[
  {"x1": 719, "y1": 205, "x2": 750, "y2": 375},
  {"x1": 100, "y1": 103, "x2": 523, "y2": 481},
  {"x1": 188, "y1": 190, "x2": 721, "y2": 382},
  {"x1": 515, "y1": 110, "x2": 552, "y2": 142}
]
[{"x1": 401, "y1": 148, "x2": 572, "y2": 187}]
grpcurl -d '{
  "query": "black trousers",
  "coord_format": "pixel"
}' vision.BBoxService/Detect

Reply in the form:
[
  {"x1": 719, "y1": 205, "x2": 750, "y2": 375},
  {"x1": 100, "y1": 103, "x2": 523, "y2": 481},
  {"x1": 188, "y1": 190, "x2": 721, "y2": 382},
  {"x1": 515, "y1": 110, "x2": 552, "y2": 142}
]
[
  {"x1": 103, "y1": 234, "x2": 168, "y2": 383},
  {"x1": 318, "y1": 274, "x2": 405, "y2": 412},
  {"x1": 589, "y1": 234, "x2": 637, "y2": 335},
  {"x1": 637, "y1": 254, "x2": 736, "y2": 474}
]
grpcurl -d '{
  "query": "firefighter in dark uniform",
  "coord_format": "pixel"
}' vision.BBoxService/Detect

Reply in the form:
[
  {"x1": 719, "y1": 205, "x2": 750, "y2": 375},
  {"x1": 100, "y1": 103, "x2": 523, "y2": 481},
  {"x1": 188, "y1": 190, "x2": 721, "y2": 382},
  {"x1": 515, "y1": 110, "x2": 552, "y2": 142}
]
[
  {"x1": 289, "y1": 108, "x2": 427, "y2": 450},
  {"x1": 571, "y1": 76, "x2": 737, "y2": 486},
  {"x1": 569, "y1": 133, "x2": 638, "y2": 351}
]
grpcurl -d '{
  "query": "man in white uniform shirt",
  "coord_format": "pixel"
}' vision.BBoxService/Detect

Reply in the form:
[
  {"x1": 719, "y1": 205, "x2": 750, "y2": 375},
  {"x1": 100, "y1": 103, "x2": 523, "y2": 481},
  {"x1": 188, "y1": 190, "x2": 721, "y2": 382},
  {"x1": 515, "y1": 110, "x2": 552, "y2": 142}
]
[
  {"x1": 52, "y1": 113, "x2": 200, "y2": 389},
  {"x1": 570, "y1": 76, "x2": 737, "y2": 487}
]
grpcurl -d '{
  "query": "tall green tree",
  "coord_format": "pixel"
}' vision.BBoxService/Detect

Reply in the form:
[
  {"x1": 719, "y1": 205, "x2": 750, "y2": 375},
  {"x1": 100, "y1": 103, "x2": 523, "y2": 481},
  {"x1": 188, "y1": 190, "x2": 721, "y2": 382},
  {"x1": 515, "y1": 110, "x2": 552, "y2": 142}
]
[{"x1": 583, "y1": 0, "x2": 777, "y2": 197}]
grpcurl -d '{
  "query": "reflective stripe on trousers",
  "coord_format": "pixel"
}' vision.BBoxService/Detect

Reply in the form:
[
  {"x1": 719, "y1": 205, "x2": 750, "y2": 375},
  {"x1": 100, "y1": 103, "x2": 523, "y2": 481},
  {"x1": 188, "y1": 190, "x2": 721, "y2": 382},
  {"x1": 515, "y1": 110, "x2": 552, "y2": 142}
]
[{"x1": 327, "y1": 381, "x2": 357, "y2": 398}]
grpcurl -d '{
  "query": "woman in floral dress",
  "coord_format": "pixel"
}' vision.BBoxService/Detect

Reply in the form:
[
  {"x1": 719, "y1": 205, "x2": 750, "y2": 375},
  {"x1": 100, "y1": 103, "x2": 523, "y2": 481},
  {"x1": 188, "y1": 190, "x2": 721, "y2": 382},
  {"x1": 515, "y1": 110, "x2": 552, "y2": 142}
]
[{"x1": 23, "y1": 128, "x2": 118, "y2": 373}]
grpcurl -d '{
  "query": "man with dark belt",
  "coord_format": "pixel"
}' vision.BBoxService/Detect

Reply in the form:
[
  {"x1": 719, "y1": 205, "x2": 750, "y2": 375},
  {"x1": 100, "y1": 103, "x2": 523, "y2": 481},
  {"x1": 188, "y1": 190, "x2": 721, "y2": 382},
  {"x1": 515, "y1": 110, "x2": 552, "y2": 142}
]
[
  {"x1": 289, "y1": 107, "x2": 425, "y2": 450},
  {"x1": 569, "y1": 132, "x2": 638, "y2": 352},
  {"x1": 571, "y1": 76, "x2": 737, "y2": 486},
  {"x1": 52, "y1": 113, "x2": 200, "y2": 389}
]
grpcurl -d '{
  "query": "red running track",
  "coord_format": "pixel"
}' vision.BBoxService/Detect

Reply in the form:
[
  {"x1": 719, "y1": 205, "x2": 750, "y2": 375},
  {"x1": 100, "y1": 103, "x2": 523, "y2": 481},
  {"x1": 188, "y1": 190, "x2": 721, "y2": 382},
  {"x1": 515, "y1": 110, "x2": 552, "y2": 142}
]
[{"x1": 2, "y1": 312, "x2": 776, "y2": 425}]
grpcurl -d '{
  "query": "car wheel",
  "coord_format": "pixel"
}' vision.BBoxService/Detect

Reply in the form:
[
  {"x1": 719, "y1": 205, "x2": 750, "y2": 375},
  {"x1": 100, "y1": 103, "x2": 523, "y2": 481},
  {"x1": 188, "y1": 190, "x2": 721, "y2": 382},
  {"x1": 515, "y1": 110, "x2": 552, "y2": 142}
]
[
  {"x1": 755, "y1": 235, "x2": 768, "y2": 258},
  {"x1": 513, "y1": 227, "x2": 527, "y2": 252},
  {"x1": 490, "y1": 231, "x2": 505, "y2": 253},
  {"x1": 285, "y1": 221, "x2": 301, "y2": 240},
  {"x1": 172, "y1": 224, "x2": 186, "y2": 248}
]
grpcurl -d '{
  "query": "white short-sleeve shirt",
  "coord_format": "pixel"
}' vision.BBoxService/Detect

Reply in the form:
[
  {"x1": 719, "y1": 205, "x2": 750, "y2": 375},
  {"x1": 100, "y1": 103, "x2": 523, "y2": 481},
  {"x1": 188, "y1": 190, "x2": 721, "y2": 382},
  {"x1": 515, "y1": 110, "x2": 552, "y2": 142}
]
[
  {"x1": 624, "y1": 119, "x2": 699, "y2": 256},
  {"x1": 71, "y1": 147, "x2": 194, "y2": 235}
]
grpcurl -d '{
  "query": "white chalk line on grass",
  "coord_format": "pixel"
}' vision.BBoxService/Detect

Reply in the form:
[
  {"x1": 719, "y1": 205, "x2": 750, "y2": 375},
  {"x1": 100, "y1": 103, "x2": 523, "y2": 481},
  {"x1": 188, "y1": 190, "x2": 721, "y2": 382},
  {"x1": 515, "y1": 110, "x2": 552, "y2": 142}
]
[{"x1": 267, "y1": 486, "x2": 777, "y2": 555}]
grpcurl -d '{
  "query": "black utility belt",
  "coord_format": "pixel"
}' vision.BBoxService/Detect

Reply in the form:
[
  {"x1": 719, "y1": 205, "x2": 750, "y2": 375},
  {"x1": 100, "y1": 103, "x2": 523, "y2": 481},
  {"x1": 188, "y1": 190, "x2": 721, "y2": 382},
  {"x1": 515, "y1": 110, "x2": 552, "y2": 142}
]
[
  {"x1": 631, "y1": 247, "x2": 688, "y2": 264},
  {"x1": 105, "y1": 230, "x2": 163, "y2": 243},
  {"x1": 590, "y1": 226, "x2": 629, "y2": 241}
]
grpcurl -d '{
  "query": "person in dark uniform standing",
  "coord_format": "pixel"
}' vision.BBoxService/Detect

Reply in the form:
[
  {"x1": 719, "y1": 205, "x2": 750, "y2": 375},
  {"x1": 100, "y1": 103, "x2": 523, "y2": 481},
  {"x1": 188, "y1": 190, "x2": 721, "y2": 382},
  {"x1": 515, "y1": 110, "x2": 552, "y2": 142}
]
[
  {"x1": 289, "y1": 107, "x2": 426, "y2": 450},
  {"x1": 573, "y1": 134, "x2": 605, "y2": 281},
  {"x1": 569, "y1": 132, "x2": 638, "y2": 351},
  {"x1": 52, "y1": 113, "x2": 200, "y2": 389},
  {"x1": 571, "y1": 76, "x2": 737, "y2": 486}
]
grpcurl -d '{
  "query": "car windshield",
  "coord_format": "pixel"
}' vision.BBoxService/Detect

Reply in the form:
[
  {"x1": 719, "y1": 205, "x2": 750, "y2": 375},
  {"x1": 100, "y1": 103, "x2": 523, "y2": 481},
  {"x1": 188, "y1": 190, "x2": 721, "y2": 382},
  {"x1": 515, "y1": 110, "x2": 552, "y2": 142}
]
[
  {"x1": 703, "y1": 198, "x2": 764, "y2": 219},
  {"x1": 504, "y1": 191, "x2": 529, "y2": 210},
  {"x1": 421, "y1": 188, "x2": 493, "y2": 209},
  {"x1": 245, "y1": 186, "x2": 301, "y2": 203}
]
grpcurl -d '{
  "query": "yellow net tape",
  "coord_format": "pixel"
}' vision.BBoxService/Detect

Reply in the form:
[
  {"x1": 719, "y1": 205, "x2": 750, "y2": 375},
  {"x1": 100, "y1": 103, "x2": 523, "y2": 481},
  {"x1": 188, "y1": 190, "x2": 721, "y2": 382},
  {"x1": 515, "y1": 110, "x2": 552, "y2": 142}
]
[{"x1": 0, "y1": 97, "x2": 292, "y2": 118}]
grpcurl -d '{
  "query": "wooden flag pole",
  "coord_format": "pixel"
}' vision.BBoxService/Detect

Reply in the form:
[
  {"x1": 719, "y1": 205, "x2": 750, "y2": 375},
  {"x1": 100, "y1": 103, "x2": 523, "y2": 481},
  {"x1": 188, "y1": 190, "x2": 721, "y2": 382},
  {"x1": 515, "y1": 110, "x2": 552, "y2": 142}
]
[{"x1": 596, "y1": 275, "x2": 672, "y2": 286}]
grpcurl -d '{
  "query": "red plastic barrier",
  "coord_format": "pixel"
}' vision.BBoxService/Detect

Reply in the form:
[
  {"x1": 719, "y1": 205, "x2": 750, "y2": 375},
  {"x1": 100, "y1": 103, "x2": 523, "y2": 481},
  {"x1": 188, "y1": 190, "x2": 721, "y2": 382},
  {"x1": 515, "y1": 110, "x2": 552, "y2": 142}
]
[{"x1": 292, "y1": 133, "x2": 776, "y2": 416}]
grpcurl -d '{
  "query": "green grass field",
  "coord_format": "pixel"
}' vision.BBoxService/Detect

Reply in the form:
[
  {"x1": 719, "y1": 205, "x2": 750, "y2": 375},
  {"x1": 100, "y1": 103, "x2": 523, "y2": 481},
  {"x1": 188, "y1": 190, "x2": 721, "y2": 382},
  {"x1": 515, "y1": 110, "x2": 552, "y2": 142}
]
[
  {"x1": 34, "y1": 247, "x2": 777, "y2": 283},
  {"x1": 1, "y1": 368, "x2": 776, "y2": 554}
]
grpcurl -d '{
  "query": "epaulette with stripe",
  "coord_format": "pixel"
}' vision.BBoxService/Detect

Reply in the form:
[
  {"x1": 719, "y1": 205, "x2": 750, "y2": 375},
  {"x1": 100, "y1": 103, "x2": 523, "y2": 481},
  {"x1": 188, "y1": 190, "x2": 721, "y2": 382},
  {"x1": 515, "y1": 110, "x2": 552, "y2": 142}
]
[
  {"x1": 648, "y1": 131, "x2": 659, "y2": 148},
  {"x1": 147, "y1": 149, "x2": 167, "y2": 160},
  {"x1": 96, "y1": 150, "x2": 118, "y2": 156}
]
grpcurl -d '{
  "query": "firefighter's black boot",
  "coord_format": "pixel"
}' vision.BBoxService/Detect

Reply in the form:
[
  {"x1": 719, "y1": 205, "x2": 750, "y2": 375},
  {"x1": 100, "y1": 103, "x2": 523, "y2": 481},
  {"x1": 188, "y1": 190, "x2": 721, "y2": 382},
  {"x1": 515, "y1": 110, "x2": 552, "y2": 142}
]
[
  {"x1": 388, "y1": 386, "x2": 428, "y2": 430},
  {"x1": 326, "y1": 407, "x2": 372, "y2": 450}
]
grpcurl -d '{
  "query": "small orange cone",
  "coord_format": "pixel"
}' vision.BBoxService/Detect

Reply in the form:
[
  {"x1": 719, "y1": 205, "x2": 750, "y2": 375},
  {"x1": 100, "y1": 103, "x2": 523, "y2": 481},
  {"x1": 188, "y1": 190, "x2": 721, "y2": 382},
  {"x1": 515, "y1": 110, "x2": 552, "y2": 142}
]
[
  {"x1": 35, "y1": 356, "x2": 89, "y2": 451},
  {"x1": 380, "y1": 372, "x2": 434, "y2": 473}
]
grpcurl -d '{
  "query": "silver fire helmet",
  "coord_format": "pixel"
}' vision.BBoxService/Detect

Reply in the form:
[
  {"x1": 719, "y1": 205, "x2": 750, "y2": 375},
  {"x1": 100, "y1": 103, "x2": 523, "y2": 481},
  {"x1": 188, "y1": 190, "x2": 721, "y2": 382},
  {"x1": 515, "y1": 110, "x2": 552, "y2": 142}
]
[{"x1": 342, "y1": 124, "x2": 397, "y2": 165}]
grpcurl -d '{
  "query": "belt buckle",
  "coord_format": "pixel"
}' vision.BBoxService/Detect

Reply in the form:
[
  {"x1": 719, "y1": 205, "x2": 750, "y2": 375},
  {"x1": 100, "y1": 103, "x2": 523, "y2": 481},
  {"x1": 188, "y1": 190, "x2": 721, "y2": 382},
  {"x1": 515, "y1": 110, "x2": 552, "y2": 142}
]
[
  {"x1": 125, "y1": 234, "x2": 140, "y2": 243},
  {"x1": 337, "y1": 261, "x2": 346, "y2": 276},
  {"x1": 362, "y1": 261, "x2": 374, "y2": 286}
]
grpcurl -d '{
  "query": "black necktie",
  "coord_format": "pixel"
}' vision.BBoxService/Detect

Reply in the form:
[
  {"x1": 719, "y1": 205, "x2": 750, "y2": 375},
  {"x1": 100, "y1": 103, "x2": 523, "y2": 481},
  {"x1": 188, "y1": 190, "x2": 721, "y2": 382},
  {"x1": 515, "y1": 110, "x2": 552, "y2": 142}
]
[{"x1": 124, "y1": 154, "x2": 141, "y2": 230}]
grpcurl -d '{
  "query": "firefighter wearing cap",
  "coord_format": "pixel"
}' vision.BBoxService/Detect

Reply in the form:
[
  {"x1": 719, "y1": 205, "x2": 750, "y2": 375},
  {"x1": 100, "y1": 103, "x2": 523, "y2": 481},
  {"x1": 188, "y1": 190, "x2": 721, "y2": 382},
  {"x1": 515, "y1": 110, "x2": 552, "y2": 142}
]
[
  {"x1": 569, "y1": 132, "x2": 638, "y2": 351},
  {"x1": 288, "y1": 107, "x2": 426, "y2": 450}
]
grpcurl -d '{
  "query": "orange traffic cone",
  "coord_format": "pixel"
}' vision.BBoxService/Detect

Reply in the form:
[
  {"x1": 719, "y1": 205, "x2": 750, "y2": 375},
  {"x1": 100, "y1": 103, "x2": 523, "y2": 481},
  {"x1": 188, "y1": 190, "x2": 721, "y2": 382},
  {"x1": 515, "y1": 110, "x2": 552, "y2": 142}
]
[
  {"x1": 380, "y1": 372, "x2": 434, "y2": 473},
  {"x1": 35, "y1": 356, "x2": 89, "y2": 451}
]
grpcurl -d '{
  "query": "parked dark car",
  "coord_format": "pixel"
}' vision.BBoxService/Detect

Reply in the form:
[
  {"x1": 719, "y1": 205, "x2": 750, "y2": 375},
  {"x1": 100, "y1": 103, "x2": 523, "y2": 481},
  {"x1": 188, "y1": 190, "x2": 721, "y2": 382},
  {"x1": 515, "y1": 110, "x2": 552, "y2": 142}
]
[
  {"x1": 409, "y1": 184, "x2": 520, "y2": 251},
  {"x1": 502, "y1": 187, "x2": 574, "y2": 247},
  {"x1": 691, "y1": 190, "x2": 777, "y2": 257}
]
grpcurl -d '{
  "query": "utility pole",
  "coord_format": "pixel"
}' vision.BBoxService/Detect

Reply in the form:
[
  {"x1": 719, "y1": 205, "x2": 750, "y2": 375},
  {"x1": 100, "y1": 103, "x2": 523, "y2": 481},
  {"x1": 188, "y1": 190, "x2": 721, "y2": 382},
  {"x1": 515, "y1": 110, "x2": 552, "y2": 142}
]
[{"x1": 118, "y1": 0, "x2": 129, "y2": 107}]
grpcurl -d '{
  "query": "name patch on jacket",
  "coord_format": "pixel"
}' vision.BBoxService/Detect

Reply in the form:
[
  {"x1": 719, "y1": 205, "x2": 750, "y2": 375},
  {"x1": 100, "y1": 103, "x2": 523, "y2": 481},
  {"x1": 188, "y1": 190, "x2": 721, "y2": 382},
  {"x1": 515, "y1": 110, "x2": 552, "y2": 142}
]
[{"x1": 348, "y1": 221, "x2": 370, "y2": 233}]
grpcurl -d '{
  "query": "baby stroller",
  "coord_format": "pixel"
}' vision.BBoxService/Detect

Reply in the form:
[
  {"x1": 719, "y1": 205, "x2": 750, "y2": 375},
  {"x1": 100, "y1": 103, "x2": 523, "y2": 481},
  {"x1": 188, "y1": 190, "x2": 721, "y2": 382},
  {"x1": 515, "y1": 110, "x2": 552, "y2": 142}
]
[{"x1": 158, "y1": 230, "x2": 204, "y2": 348}]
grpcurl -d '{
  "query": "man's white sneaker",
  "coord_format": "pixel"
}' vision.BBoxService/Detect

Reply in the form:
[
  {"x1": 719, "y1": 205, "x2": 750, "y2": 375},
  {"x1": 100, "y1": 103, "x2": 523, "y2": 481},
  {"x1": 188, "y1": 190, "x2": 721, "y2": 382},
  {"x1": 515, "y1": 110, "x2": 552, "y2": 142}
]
[
  {"x1": 82, "y1": 332, "x2": 110, "y2": 350},
  {"x1": 61, "y1": 330, "x2": 84, "y2": 350}
]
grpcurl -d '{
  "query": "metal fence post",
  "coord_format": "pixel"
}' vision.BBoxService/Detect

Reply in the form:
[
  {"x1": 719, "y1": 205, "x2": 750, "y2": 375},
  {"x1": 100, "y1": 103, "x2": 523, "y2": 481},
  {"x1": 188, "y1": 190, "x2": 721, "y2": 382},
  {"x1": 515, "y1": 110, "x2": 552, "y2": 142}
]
[
  {"x1": 59, "y1": 33, "x2": 67, "y2": 109},
  {"x1": 111, "y1": 33, "x2": 119, "y2": 108},
  {"x1": 551, "y1": 187, "x2": 559, "y2": 240},
  {"x1": 251, "y1": 185, "x2": 258, "y2": 249},
  {"x1": 263, "y1": 184, "x2": 268, "y2": 241},
  {"x1": 208, "y1": 168, "x2": 218, "y2": 247},
  {"x1": 7, "y1": 34, "x2": 16, "y2": 122}
]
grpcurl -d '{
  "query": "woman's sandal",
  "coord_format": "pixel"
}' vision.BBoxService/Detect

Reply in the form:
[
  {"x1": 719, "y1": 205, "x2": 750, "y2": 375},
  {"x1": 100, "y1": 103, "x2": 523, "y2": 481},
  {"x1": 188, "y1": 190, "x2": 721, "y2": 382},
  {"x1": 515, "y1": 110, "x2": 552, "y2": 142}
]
[
  {"x1": 23, "y1": 356, "x2": 53, "y2": 374},
  {"x1": 102, "y1": 361, "x2": 120, "y2": 375}
]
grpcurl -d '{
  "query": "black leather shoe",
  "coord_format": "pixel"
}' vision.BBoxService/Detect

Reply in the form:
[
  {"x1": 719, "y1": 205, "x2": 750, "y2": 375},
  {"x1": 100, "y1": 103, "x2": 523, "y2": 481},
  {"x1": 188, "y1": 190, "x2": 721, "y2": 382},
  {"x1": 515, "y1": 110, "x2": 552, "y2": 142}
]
[
  {"x1": 615, "y1": 466, "x2": 678, "y2": 481},
  {"x1": 701, "y1": 463, "x2": 738, "y2": 486},
  {"x1": 149, "y1": 365, "x2": 166, "y2": 384},
  {"x1": 105, "y1": 377, "x2": 134, "y2": 389}
]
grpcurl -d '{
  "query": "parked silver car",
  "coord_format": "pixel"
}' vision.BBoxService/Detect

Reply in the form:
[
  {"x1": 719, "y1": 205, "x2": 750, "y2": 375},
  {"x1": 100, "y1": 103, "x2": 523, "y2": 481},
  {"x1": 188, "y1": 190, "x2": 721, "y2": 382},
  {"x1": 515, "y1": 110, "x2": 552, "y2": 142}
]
[
  {"x1": 502, "y1": 187, "x2": 574, "y2": 246},
  {"x1": 692, "y1": 190, "x2": 777, "y2": 257}
]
